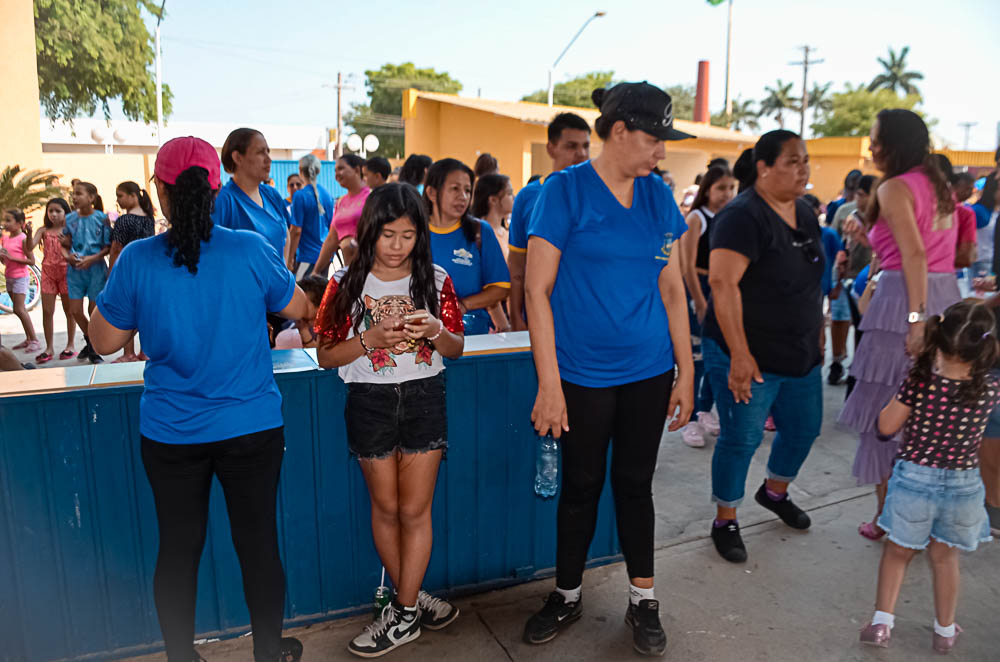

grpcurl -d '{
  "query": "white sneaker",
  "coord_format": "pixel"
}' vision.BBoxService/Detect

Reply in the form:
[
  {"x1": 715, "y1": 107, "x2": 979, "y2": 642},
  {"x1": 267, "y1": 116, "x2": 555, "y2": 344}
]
[
  {"x1": 681, "y1": 422, "x2": 705, "y2": 448},
  {"x1": 348, "y1": 601, "x2": 420, "y2": 658},
  {"x1": 417, "y1": 590, "x2": 459, "y2": 630},
  {"x1": 697, "y1": 411, "x2": 721, "y2": 436}
]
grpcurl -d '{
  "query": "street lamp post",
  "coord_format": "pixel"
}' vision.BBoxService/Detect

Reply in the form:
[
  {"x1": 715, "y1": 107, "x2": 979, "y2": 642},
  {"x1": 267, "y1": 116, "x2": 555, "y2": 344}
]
[{"x1": 547, "y1": 10, "x2": 606, "y2": 107}]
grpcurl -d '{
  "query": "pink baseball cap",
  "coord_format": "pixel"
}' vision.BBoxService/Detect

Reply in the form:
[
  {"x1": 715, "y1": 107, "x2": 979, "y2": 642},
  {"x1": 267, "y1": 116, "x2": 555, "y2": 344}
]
[{"x1": 154, "y1": 136, "x2": 222, "y2": 190}]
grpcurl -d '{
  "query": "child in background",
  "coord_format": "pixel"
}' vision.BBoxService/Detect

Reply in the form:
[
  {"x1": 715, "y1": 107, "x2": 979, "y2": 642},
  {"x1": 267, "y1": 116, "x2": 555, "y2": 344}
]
[
  {"x1": 860, "y1": 301, "x2": 999, "y2": 654},
  {"x1": 110, "y1": 181, "x2": 156, "y2": 362},
  {"x1": 62, "y1": 181, "x2": 111, "y2": 364},
  {"x1": 274, "y1": 275, "x2": 328, "y2": 349},
  {"x1": 316, "y1": 184, "x2": 465, "y2": 658},
  {"x1": 31, "y1": 198, "x2": 78, "y2": 362},
  {"x1": 1, "y1": 209, "x2": 40, "y2": 353}
]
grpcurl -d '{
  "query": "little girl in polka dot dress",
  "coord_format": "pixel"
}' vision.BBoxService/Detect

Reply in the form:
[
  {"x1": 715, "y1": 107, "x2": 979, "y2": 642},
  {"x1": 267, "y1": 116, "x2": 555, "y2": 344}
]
[{"x1": 859, "y1": 301, "x2": 1000, "y2": 654}]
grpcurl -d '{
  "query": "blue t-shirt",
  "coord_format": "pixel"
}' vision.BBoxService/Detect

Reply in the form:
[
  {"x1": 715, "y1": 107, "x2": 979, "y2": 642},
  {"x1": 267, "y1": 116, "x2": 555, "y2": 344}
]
[
  {"x1": 429, "y1": 219, "x2": 510, "y2": 335},
  {"x1": 528, "y1": 161, "x2": 687, "y2": 387},
  {"x1": 96, "y1": 228, "x2": 296, "y2": 444},
  {"x1": 290, "y1": 184, "x2": 333, "y2": 263},
  {"x1": 212, "y1": 180, "x2": 289, "y2": 255},
  {"x1": 853, "y1": 264, "x2": 870, "y2": 297},
  {"x1": 826, "y1": 197, "x2": 845, "y2": 225},
  {"x1": 508, "y1": 178, "x2": 543, "y2": 252},
  {"x1": 972, "y1": 202, "x2": 993, "y2": 230},
  {"x1": 64, "y1": 210, "x2": 111, "y2": 256},
  {"x1": 820, "y1": 226, "x2": 843, "y2": 296}
]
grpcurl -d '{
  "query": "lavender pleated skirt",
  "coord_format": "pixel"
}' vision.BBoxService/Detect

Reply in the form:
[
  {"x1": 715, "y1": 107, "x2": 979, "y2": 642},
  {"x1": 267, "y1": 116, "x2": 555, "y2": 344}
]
[{"x1": 839, "y1": 270, "x2": 961, "y2": 485}]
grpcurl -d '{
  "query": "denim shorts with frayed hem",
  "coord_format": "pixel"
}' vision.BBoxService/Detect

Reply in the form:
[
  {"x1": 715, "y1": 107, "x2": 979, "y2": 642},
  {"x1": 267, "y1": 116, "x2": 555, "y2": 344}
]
[
  {"x1": 345, "y1": 373, "x2": 448, "y2": 460},
  {"x1": 877, "y1": 460, "x2": 993, "y2": 552}
]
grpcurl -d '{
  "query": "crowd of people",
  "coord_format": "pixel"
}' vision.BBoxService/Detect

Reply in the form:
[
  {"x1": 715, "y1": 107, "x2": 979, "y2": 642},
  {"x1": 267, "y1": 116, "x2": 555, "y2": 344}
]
[{"x1": 3, "y1": 79, "x2": 1000, "y2": 660}]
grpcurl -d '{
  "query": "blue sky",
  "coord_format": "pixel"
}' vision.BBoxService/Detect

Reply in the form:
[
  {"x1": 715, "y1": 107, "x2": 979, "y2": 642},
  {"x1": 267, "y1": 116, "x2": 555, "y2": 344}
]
[{"x1": 146, "y1": 0, "x2": 998, "y2": 150}]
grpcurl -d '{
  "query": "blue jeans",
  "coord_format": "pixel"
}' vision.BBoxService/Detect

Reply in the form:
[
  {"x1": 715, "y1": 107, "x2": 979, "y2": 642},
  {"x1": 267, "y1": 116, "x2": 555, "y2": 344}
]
[
  {"x1": 688, "y1": 274, "x2": 714, "y2": 415},
  {"x1": 703, "y1": 337, "x2": 823, "y2": 506}
]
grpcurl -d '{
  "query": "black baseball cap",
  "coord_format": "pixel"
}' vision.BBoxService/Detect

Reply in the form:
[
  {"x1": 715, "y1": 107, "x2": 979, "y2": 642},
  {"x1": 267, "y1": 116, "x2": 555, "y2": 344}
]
[{"x1": 592, "y1": 82, "x2": 694, "y2": 141}]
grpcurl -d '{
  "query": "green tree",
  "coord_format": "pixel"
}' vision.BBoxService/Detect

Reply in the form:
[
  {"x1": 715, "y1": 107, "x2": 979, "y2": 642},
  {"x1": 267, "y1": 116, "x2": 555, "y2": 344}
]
[
  {"x1": 868, "y1": 46, "x2": 923, "y2": 98},
  {"x1": 759, "y1": 79, "x2": 797, "y2": 129},
  {"x1": 810, "y1": 84, "x2": 923, "y2": 137},
  {"x1": 807, "y1": 82, "x2": 833, "y2": 118},
  {"x1": 347, "y1": 62, "x2": 462, "y2": 158},
  {"x1": 0, "y1": 166, "x2": 64, "y2": 214},
  {"x1": 522, "y1": 71, "x2": 615, "y2": 108},
  {"x1": 711, "y1": 97, "x2": 759, "y2": 132},
  {"x1": 34, "y1": 0, "x2": 172, "y2": 123},
  {"x1": 663, "y1": 85, "x2": 696, "y2": 121}
]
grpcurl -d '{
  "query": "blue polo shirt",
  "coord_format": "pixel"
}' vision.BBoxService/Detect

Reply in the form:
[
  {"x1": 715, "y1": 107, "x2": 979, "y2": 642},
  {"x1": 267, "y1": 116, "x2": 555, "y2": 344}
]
[
  {"x1": 429, "y1": 219, "x2": 510, "y2": 335},
  {"x1": 528, "y1": 161, "x2": 686, "y2": 387},
  {"x1": 96, "y1": 228, "x2": 296, "y2": 444},
  {"x1": 212, "y1": 180, "x2": 289, "y2": 255},
  {"x1": 290, "y1": 184, "x2": 333, "y2": 263},
  {"x1": 508, "y1": 178, "x2": 543, "y2": 253}
]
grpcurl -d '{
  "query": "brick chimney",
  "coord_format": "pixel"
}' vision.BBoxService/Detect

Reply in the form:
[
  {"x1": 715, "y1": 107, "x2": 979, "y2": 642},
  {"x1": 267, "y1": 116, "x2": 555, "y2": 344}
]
[{"x1": 694, "y1": 60, "x2": 710, "y2": 123}]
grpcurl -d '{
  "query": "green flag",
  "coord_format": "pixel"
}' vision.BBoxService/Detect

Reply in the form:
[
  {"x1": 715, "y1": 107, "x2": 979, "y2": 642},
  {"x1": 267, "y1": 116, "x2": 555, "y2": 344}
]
[{"x1": 706, "y1": 0, "x2": 726, "y2": 5}]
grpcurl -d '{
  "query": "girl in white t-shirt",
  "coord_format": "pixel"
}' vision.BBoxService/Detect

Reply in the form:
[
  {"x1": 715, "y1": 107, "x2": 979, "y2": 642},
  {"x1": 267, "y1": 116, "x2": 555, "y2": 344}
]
[{"x1": 316, "y1": 183, "x2": 465, "y2": 658}]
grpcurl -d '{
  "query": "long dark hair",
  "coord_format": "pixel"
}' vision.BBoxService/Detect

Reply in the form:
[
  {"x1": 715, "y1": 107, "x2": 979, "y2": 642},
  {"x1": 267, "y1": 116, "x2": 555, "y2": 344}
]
[
  {"x1": 732, "y1": 148, "x2": 755, "y2": 192},
  {"x1": 423, "y1": 158, "x2": 479, "y2": 243},
  {"x1": 44, "y1": 197, "x2": 70, "y2": 229},
  {"x1": 117, "y1": 180, "x2": 155, "y2": 217},
  {"x1": 979, "y1": 174, "x2": 998, "y2": 212},
  {"x1": 328, "y1": 183, "x2": 439, "y2": 335},
  {"x1": 691, "y1": 165, "x2": 734, "y2": 213},
  {"x1": 910, "y1": 301, "x2": 999, "y2": 406},
  {"x1": 867, "y1": 109, "x2": 954, "y2": 228},
  {"x1": 472, "y1": 173, "x2": 510, "y2": 221},
  {"x1": 398, "y1": 154, "x2": 432, "y2": 187},
  {"x1": 163, "y1": 167, "x2": 215, "y2": 274}
]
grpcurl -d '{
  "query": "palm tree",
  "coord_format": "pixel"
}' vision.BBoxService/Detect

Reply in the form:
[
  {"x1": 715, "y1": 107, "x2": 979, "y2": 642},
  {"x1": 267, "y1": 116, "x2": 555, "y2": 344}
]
[
  {"x1": 868, "y1": 46, "x2": 923, "y2": 97},
  {"x1": 759, "y1": 80, "x2": 797, "y2": 129},
  {"x1": 716, "y1": 97, "x2": 760, "y2": 132},
  {"x1": 0, "y1": 166, "x2": 64, "y2": 214},
  {"x1": 807, "y1": 82, "x2": 833, "y2": 117}
]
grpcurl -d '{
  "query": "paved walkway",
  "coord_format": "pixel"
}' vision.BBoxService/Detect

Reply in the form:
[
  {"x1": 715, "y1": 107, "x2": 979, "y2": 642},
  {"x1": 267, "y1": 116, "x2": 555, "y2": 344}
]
[{"x1": 123, "y1": 378, "x2": 1000, "y2": 661}]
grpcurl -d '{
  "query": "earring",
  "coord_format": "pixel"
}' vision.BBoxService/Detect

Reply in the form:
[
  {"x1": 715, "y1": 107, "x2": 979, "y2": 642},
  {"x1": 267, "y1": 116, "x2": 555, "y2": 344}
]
[{"x1": 763, "y1": 173, "x2": 769, "y2": 178}]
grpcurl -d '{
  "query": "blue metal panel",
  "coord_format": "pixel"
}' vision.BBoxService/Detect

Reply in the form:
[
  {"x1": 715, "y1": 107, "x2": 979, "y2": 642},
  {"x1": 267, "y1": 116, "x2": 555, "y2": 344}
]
[
  {"x1": 219, "y1": 160, "x2": 347, "y2": 200},
  {"x1": 0, "y1": 351, "x2": 621, "y2": 661}
]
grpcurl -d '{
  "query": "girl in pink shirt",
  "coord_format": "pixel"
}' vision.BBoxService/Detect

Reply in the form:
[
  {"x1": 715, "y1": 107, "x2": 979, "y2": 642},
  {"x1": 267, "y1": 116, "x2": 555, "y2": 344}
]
[
  {"x1": 840, "y1": 109, "x2": 960, "y2": 540},
  {"x1": 315, "y1": 154, "x2": 371, "y2": 269},
  {"x1": 1, "y1": 208, "x2": 40, "y2": 353}
]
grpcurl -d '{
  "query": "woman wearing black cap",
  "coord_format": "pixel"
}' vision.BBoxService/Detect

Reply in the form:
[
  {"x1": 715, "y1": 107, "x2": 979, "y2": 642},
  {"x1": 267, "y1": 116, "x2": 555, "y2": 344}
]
[{"x1": 522, "y1": 82, "x2": 694, "y2": 656}]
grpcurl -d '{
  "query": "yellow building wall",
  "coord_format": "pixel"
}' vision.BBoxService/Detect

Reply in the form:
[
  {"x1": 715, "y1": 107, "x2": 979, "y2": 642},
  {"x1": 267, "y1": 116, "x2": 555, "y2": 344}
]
[
  {"x1": 41, "y1": 151, "x2": 155, "y2": 211},
  {"x1": 1, "y1": 0, "x2": 43, "y2": 171}
]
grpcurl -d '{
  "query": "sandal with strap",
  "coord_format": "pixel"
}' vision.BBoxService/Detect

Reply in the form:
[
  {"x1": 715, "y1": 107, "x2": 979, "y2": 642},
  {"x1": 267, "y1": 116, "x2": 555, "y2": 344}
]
[
  {"x1": 59, "y1": 349, "x2": 77, "y2": 359},
  {"x1": 858, "y1": 521, "x2": 885, "y2": 541},
  {"x1": 35, "y1": 352, "x2": 53, "y2": 364}
]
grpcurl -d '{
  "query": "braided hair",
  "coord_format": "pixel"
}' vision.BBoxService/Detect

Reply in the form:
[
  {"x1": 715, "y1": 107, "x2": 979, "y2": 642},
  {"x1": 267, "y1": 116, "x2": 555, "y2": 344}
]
[
  {"x1": 909, "y1": 301, "x2": 999, "y2": 406},
  {"x1": 163, "y1": 167, "x2": 215, "y2": 274}
]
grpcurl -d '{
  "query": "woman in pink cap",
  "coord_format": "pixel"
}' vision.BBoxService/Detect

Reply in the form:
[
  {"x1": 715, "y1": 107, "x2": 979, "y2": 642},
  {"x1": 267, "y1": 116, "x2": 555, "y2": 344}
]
[{"x1": 89, "y1": 136, "x2": 309, "y2": 662}]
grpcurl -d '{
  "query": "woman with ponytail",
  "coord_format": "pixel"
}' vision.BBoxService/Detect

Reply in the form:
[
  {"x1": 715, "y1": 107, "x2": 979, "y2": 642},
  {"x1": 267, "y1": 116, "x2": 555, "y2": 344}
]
[
  {"x1": 89, "y1": 137, "x2": 308, "y2": 662},
  {"x1": 288, "y1": 153, "x2": 334, "y2": 277},
  {"x1": 110, "y1": 181, "x2": 157, "y2": 361},
  {"x1": 840, "y1": 109, "x2": 960, "y2": 542}
]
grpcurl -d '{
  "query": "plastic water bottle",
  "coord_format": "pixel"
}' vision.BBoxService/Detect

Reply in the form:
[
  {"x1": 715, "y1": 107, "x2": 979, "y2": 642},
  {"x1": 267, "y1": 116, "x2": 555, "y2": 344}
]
[{"x1": 534, "y1": 435, "x2": 559, "y2": 498}]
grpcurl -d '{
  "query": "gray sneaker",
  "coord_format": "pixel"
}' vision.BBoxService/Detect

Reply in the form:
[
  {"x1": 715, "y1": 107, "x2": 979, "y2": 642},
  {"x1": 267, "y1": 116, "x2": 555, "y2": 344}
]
[{"x1": 986, "y1": 504, "x2": 1000, "y2": 535}]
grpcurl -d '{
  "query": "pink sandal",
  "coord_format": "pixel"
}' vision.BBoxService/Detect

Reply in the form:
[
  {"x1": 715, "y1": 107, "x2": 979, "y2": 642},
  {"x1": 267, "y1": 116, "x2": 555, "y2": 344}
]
[{"x1": 858, "y1": 521, "x2": 885, "y2": 541}]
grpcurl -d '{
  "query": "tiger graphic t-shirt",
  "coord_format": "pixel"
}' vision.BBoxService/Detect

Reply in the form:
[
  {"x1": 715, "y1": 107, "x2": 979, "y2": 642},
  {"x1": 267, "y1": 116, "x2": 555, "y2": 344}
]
[{"x1": 315, "y1": 265, "x2": 464, "y2": 384}]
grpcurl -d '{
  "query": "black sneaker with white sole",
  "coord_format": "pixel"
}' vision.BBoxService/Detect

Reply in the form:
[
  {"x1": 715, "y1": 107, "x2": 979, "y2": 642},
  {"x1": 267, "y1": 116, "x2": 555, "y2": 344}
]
[
  {"x1": 348, "y1": 601, "x2": 420, "y2": 658},
  {"x1": 523, "y1": 591, "x2": 582, "y2": 644},
  {"x1": 711, "y1": 520, "x2": 748, "y2": 563},
  {"x1": 417, "y1": 590, "x2": 459, "y2": 630},
  {"x1": 625, "y1": 599, "x2": 667, "y2": 656}
]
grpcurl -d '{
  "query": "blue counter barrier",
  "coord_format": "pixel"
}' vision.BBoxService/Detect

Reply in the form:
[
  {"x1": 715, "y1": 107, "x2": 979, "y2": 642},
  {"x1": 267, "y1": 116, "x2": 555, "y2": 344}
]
[{"x1": 0, "y1": 333, "x2": 622, "y2": 660}]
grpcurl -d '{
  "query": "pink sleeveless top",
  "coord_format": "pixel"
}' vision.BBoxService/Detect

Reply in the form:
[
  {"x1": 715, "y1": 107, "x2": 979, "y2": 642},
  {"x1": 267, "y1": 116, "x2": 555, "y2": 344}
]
[
  {"x1": 331, "y1": 187, "x2": 371, "y2": 239},
  {"x1": 2, "y1": 233, "x2": 29, "y2": 279},
  {"x1": 42, "y1": 230, "x2": 67, "y2": 270},
  {"x1": 868, "y1": 167, "x2": 957, "y2": 273}
]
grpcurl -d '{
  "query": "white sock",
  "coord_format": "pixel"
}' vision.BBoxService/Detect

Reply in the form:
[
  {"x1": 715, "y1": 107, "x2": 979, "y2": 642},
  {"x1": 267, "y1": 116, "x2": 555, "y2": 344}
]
[
  {"x1": 872, "y1": 611, "x2": 895, "y2": 628},
  {"x1": 629, "y1": 583, "x2": 655, "y2": 606},
  {"x1": 934, "y1": 619, "x2": 955, "y2": 637},
  {"x1": 555, "y1": 585, "x2": 581, "y2": 604}
]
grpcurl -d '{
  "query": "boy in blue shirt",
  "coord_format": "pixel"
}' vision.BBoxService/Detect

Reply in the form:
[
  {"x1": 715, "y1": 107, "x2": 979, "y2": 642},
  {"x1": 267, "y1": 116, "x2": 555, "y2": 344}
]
[{"x1": 62, "y1": 181, "x2": 112, "y2": 363}]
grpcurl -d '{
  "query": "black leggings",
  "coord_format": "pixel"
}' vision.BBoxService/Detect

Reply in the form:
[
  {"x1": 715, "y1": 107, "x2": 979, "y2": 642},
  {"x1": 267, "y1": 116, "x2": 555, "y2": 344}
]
[
  {"x1": 141, "y1": 427, "x2": 286, "y2": 662},
  {"x1": 556, "y1": 371, "x2": 673, "y2": 589}
]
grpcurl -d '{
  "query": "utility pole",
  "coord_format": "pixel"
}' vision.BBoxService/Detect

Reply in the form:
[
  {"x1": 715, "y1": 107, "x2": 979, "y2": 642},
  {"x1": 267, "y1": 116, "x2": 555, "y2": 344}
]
[
  {"x1": 724, "y1": 0, "x2": 733, "y2": 117},
  {"x1": 323, "y1": 73, "x2": 355, "y2": 158},
  {"x1": 959, "y1": 122, "x2": 977, "y2": 150},
  {"x1": 155, "y1": 0, "x2": 166, "y2": 146},
  {"x1": 790, "y1": 45, "x2": 823, "y2": 138}
]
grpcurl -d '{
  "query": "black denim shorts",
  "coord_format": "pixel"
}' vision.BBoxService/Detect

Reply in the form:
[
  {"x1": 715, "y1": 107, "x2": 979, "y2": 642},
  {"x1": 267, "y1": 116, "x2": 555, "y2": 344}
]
[{"x1": 345, "y1": 373, "x2": 448, "y2": 460}]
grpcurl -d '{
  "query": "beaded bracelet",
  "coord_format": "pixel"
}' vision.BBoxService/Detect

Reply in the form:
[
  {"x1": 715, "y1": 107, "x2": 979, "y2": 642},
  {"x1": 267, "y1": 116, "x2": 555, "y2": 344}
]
[
  {"x1": 427, "y1": 320, "x2": 444, "y2": 342},
  {"x1": 359, "y1": 331, "x2": 373, "y2": 353}
]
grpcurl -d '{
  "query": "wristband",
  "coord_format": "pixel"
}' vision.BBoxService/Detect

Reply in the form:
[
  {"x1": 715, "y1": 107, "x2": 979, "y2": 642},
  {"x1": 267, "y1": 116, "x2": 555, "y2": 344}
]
[
  {"x1": 359, "y1": 331, "x2": 373, "y2": 353},
  {"x1": 428, "y1": 320, "x2": 444, "y2": 342}
]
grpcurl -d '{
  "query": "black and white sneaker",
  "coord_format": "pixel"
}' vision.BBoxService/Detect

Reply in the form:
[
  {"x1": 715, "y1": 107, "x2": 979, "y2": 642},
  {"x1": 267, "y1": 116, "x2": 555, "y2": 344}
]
[
  {"x1": 522, "y1": 591, "x2": 582, "y2": 644},
  {"x1": 711, "y1": 520, "x2": 748, "y2": 563},
  {"x1": 348, "y1": 601, "x2": 420, "y2": 658},
  {"x1": 418, "y1": 590, "x2": 459, "y2": 630},
  {"x1": 625, "y1": 599, "x2": 667, "y2": 656}
]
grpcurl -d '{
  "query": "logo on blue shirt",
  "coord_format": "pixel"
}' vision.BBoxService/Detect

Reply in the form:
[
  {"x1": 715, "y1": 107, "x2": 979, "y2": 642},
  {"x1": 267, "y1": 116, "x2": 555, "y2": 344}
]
[
  {"x1": 656, "y1": 233, "x2": 674, "y2": 261},
  {"x1": 452, "y1": 247, "x2": 474, "y2": 267}
]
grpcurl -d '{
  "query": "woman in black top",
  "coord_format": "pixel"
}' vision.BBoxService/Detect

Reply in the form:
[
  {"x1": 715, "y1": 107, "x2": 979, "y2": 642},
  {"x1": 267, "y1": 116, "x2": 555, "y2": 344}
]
[
  {"x1": 678, "y1": 165, "x2": 737, "y2": 447},
  {"x1": 110, "y1": 180, "x2": 156, "y2": 362},
  {"x1": 701, "y1": 130, "x2": 825, "y2": 563}
]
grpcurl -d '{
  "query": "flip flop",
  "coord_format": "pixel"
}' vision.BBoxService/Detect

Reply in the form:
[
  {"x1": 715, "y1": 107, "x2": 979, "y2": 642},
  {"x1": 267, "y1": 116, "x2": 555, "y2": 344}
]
[
  {"x1": 59, "y1": 349, "x2": 77, "y2": 360},
  {"x1": 858, "y1": 521, "x2": 885, "y2": 541},
  {"x1": 35, "y1": 352, "x2": 53, "y2": 364}
]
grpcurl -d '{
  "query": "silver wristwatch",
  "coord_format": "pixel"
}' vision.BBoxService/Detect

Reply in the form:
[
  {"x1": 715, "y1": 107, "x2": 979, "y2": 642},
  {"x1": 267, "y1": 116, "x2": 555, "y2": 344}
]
[{"x1": 907, "y1": 311, "x2": 926, "y2": 324}]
